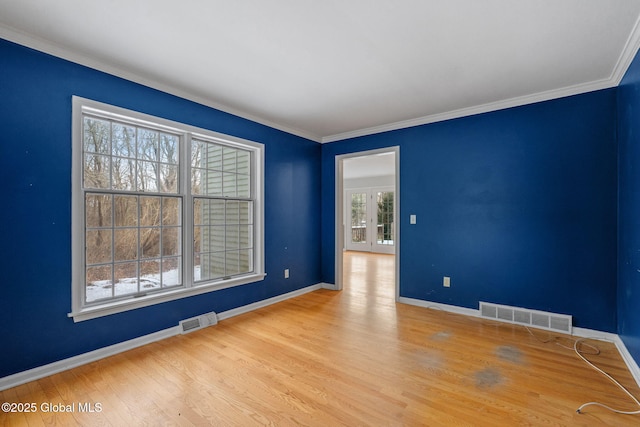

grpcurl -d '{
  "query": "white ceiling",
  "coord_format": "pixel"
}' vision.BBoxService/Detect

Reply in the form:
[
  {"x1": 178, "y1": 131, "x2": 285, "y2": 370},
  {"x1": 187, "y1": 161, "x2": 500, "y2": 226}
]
[
  {"x1": 344, "y1": 152, "x2": 396, "y2": 179},
  {"x1": 2, "y1": 1, "x2": 640, "y2": 143}
]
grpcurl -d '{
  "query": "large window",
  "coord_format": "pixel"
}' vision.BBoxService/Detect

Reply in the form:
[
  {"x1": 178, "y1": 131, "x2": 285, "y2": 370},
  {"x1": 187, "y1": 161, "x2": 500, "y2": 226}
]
[
  {"x1": 71, "y1": 97, "x2": 264, "y2": 322},
  {"x1": 192, "y1": 140, "x2": 254, "y2": 282}
]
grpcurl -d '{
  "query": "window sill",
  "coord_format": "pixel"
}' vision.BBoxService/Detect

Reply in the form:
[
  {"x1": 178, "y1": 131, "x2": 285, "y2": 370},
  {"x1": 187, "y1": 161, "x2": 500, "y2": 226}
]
[{"x1": 68, "y1": 273, "x2": 267, "y2": 322}]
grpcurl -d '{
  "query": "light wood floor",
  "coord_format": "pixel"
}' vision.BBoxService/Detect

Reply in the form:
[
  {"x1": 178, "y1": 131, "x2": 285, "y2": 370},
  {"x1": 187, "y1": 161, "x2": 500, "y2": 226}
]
[{"x1": 2, "y1": 251, "x2": 640, "y2": 426}]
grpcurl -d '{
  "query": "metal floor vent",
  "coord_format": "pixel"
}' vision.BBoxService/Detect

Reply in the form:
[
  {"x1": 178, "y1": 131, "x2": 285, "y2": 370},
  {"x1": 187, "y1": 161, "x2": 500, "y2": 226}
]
[
  {"x1": 479, "y1": 302, "x2": 572, "y2": 334},
  {"x1": 179, "y1": 311, "x2": 218, "y2": 334}
]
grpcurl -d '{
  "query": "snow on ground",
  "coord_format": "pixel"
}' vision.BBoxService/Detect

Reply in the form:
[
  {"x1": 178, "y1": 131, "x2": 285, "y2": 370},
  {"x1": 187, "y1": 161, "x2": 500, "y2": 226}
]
[{"x1": 86, "y1": 266, "x2": 201, "y2": 302}]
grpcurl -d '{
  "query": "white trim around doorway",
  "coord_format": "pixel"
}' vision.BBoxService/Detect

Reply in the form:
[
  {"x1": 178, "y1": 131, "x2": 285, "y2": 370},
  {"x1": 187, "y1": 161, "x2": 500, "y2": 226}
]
[{"x1": 334, "y1": 146, "x2": 400, "y2": 301}]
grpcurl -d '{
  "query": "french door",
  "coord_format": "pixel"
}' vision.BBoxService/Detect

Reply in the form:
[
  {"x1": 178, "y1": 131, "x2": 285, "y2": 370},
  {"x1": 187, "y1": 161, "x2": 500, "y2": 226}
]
[{"x1": 345, "y1": 187, "x2": 395, "y2": 254}]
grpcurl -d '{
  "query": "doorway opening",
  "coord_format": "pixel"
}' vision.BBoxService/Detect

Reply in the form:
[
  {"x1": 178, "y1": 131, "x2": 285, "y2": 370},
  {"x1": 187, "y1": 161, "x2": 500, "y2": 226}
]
[{"x1": 335, "y1": 147, "x2": 399, "y2": 300}]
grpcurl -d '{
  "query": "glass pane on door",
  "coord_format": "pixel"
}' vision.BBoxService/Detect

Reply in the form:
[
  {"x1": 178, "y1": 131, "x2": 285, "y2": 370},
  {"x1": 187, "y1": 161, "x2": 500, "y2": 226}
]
[
  {"x1": 376, "y1": 191, "x2": 394, "y2": 245},
  {"x1": 351, "y1": 193, "x2": 367, "y2": 243}
]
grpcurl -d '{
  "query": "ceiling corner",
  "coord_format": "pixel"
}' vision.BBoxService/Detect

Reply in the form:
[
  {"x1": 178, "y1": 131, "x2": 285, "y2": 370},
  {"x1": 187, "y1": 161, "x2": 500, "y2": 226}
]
[{"x1": 611, "y1": 14, "x2": 640, "y2": 85}]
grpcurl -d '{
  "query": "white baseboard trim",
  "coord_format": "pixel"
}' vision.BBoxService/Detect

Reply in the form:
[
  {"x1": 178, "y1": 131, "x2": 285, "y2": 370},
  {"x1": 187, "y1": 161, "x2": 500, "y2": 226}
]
[
  {"x1": 4, "y1": 288, "x2": 639, "y2": 392},
  {"x1": 398, "y1": 297, "x2": 640, "y2": 389},
  {"x1": 0, "y1": 326, "x2": 179, "y2": 392},
  {"x1": 0, "y1": 283, "x2": 323, "y2": 392},
  {"x1": 616, "y1": 337, "x2": 640, "y2": 387},
  {"x1": 216, "y1": 283, "x2": 322, "y2": 321},
  {"x1": 572, "y1": 326, "x2": 619, "y2": 340},
  {"x1": 397, "y1": 296, "x2": 479, "y2": 317},
  {"x1": 320, "y1": 282, "x2": 337, "y2": 290},
  {"x1": 572, "y1": 328, "x2": 640, "y2": 387}
]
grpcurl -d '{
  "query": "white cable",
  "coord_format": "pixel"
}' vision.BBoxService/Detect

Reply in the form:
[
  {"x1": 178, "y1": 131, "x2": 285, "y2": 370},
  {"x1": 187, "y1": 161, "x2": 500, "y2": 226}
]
[
  {"x1": 576, "y1": 402, "x2": 640, "y2": 415},
  {"x1": 558, "y1": 338, "x2": 599, "y2": 355},
  {"x1": 524, "y1": 326, "x2": 599, "y2": 354},
  {"x1": 523, "y1": 327, "x2": 639, "y2": 415},
  {"x1": 574, "y1": 337, "x2": 640, "y2": 415}
]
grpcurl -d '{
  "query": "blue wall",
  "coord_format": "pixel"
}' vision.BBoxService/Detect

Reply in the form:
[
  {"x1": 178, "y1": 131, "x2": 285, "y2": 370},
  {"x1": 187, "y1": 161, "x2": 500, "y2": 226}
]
[
  {"x1": 2, "y1": 34, "x2": 635, "y2": 379},
  {"x1": 0, "y1": 38, "x2": 321, "y2": 378},
  {"x1": 322, "y1": 91, "x2": 618, "y2": 332},
  {"x1": 618, "y1": 49, "x2": 640, "y2": 364}
]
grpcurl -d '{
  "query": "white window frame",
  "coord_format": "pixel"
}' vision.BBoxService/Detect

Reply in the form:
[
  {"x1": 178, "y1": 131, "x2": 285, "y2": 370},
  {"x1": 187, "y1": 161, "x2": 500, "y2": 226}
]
[{"x1": 70, "y1": 96, "x2": 265, "y2": 322}]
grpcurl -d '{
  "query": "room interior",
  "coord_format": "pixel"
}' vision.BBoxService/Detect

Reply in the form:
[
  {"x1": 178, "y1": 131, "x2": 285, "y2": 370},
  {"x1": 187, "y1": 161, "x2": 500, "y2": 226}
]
[
  {"x1": 2, "y1": 1, "x2": 640, "y2": 424},
  {"x1": 340, "y1": 150, "x2": 397, "y2": 293}
]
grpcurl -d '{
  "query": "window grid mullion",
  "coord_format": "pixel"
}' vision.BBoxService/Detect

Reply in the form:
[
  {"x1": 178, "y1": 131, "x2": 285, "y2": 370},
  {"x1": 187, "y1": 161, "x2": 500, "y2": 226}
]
[
  {"x1": 110, "y1": 194, "x2": 116, "y2": 300},
  {"x1": 109, "y1": 121, "x2": 114, "y2": 190},
  {"x1": 74, "y1": 97, "x2": 263, "y2": 320},
  {"x1": 183, "y1": 133, "x2": 194, "y2": 289},
  {"x1": 159, "y1": 196, "x2": 164, "y2": 288},
  {"x1": 136, "y1": 195, "x2": 141, "y2": 296},
  {"x1": 133, "y1": 125, "x2": 138, "y2": 192},
  {"x1": 224, "y1": 198, "x2": 228, "y2": 278}
]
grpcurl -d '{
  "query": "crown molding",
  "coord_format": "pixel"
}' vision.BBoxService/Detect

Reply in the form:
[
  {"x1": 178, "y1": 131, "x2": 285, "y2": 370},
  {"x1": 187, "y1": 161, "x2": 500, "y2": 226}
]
[
  {"x1": 611, "y1": 12, "x2": 640, "y2": 85},
  {"x1": 321, "y1": 78, "x2": 616, "y2": 143},
  {"x1": 4, "y1": 11, "x2": 640, "y2": 146},
  {"x1": 0, "y1": 24, "x2": 322, "y2": 143},
  {"x1": 322, "y1": 14, "x2": 640, "y2": 144}
]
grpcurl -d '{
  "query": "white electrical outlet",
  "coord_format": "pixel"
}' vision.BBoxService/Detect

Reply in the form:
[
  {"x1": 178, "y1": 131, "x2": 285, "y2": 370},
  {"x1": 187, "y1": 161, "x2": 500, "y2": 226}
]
[
  {"x1": 284, "y1": 269, "x2": 290, "y2": 279},
  {"x1": 443, "y1": 276, "x2": 450, "y2": 287}
]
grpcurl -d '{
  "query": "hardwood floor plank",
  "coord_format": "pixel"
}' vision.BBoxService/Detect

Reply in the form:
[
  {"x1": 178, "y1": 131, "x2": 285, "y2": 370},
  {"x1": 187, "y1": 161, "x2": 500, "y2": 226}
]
[{"x1": 2, "y1": 251, "x2": 639, "y2": 425}]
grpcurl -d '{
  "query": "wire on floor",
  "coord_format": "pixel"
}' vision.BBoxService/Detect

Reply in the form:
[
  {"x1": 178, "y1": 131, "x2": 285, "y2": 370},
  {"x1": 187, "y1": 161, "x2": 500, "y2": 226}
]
[
  {"x1": 524, "y1": 326, "x2": 639, "y2": 415},
  {"x1": 573, "y1": 337, "x2": 640, "y2": 416},
  {"x1": 524, "y1": 326, "x2": 599, "y2": 355}
]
